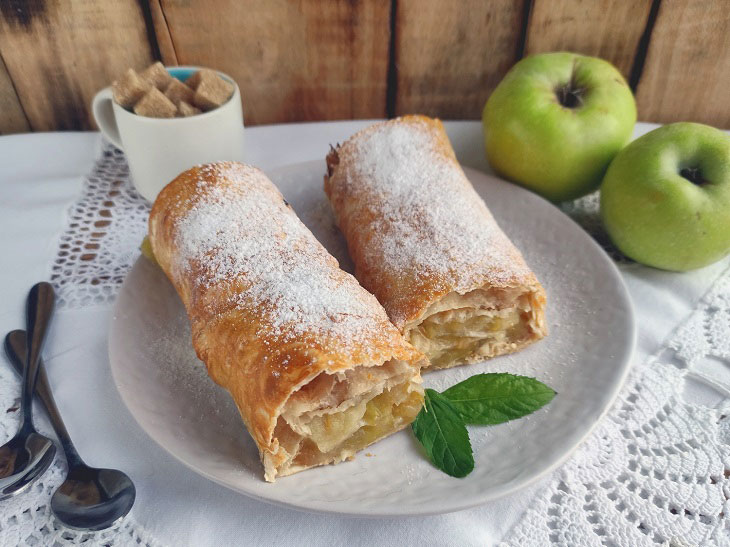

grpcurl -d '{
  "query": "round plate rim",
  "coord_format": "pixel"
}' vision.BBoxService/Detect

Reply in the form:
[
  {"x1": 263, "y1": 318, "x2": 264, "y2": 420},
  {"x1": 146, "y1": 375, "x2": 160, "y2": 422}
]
[{"x1": 109, "y1": 160, "x2": 636, "y2": 517}]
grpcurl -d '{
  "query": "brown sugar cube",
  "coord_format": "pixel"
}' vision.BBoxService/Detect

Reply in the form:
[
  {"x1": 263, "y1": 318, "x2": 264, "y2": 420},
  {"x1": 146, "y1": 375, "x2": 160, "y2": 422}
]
[
  {"x1": 112, "y1": 69, "x2": 151, "y2": 108},
  {"x1": 133, "y1": 87, "x2": 177, "y2": 118},
  {"x1": 183, "y1": 68, "x2": 212, "y2": 90},
  {"x1": 177, "y1": 101, "x2": 201, "y2": 117},
  {"x1": 164, "y1": 78, "x2": 195, "y2": 106},
  {"x1": 140, "y1": 62, "x2": 173, "y2": 91},
  {"x1": 192, "y1": 70, "x2": 234, "y2": 111}
]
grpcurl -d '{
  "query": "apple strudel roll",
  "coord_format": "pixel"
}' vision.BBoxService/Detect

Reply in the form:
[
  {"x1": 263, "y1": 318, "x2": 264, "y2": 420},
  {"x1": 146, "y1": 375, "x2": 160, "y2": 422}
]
[
  {"x1": 149, "y1": 162, "x2": 425, "y2": 482},
  {"x1": 324, "y1": 115, "x2": 547, "y2": 371}
]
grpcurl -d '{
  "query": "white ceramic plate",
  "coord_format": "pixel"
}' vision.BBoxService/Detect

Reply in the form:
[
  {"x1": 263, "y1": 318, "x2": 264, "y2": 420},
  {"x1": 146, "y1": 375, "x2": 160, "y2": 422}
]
[{"x1": 109, "y1": 161, "x2": 635, "y2": 516}]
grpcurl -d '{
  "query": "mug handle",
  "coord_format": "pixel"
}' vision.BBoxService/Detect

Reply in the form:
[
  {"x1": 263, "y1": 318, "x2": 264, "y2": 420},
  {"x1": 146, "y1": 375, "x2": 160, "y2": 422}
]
[{"x1": 92, "y1": 88, "x2": 124, "y2": 149}]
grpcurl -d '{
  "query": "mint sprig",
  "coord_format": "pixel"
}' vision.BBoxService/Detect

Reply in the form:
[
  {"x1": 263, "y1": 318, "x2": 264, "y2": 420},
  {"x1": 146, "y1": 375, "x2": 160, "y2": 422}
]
[
  {"x1": 442, "y1": 373, "x2": 556, "y2": 425},
  {"x1": 411, "y1": 373, "x2": 555, "y2": 477},
  {"x1": 411, "y1": 389, "x2": 474, "y2": 478}
]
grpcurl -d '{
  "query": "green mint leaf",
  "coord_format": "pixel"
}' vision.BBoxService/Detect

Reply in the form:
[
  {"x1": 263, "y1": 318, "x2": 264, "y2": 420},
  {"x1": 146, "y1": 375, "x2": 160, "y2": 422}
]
[
  {"x1": 441, "y1": 373, "x2": 555, "y2": 425},
  {"x1": 411, "y1": 389, "x2": 474, "y2": 478}
]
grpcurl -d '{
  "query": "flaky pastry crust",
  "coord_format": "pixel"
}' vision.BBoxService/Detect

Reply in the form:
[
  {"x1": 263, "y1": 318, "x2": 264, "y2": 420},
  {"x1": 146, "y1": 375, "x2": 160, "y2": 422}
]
[
  {"x1": 149, "y1": 162, "x2": 424, "y2": 480},
  {"x1": 324, "y1": 116, "x2": 547, "y2": 370}
]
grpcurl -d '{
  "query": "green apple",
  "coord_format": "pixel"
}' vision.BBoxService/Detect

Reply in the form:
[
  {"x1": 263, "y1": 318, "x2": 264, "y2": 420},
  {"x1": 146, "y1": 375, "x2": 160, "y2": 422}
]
[
  {"x1": 600, "y1": 122, "x2": 730, "y2": 271},
  {"x1": 483, "y1": 52, "x2": 636, "y2": 202}
]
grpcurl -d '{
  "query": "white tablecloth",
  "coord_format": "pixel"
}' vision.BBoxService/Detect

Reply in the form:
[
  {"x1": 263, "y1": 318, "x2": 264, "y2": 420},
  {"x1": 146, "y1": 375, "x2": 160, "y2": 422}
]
[{"x1": 0, "y1": 122, "x2": 728, "y2": 546}]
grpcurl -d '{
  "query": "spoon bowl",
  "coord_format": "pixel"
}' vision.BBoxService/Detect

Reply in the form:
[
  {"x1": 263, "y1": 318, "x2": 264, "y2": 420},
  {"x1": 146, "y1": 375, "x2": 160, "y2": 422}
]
[
  {"x1": 5, "y1": 328, "x2": 136, "y2": 530},
  {"x1": 0, "y1": 282, "x2": 57, "y2": 499},
  {"x1": 51, "y1": 466, "x2": 136, "y2": 531},
  {"x1": 0, "y1": 430, "x2": 55, "y2": 498}
]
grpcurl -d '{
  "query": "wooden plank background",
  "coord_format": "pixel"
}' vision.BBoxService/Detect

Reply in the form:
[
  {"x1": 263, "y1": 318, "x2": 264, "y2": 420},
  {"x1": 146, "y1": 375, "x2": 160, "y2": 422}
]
[{"x1": 0, "y1": 0, "x2": 728, "y2": 134}]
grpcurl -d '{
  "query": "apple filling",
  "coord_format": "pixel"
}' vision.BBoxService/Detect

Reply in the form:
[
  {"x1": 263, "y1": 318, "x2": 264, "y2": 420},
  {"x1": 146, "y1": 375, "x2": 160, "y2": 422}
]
[
  {"x1": 269, "y1": 360, "x2": 423, "y2": 477},
  {"x1": 404, "y1": 287, "x2": 542, "y2": 370}
]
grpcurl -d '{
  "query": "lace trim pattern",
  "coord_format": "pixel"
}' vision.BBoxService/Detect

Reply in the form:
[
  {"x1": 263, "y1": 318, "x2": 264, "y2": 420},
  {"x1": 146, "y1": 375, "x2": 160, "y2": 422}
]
[
  {"x1": 0, "y1": 366, "x2": 159, "y2": 546},
  {"x1": 50, "y1": 143, "x2": 149, "y2": 309},
  {"x1": 503, "y1": 265, "x2": 730, "y2": 546}
]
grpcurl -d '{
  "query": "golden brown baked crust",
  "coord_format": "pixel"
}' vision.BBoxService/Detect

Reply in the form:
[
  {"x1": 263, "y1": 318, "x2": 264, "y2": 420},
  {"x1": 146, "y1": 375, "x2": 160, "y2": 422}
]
[
  {"x1": 324, "y1": 115, "x2": 547, "y2": 370},
  {"x1": 149, "y1": 162, "x2": 425, "y2": 481}
]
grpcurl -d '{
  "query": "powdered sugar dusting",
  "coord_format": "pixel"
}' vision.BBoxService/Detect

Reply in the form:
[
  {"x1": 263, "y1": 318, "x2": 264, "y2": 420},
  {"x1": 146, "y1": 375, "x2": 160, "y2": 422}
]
[
  {"x1": 174, "y1": 162, "x2": 392, "y2": 350},
  {"x1": 335, "y1": 118, "x2": 531, "y2": 294}
]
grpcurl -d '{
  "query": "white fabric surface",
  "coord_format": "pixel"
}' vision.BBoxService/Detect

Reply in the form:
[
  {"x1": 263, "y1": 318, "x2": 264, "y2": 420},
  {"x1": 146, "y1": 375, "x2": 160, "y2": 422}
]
[{"x1": 0, "y1": 122, "x2": 728, "y2": 546}]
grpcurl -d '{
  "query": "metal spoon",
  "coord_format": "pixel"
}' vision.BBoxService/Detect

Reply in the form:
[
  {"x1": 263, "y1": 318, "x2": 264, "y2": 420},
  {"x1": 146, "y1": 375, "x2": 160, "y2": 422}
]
[
  {"x1": 0, "y1": 282, "x2": 57, "y2": 499},
  {"x1": 5, "y1": 330, "x2": 136, "y2": 531}
]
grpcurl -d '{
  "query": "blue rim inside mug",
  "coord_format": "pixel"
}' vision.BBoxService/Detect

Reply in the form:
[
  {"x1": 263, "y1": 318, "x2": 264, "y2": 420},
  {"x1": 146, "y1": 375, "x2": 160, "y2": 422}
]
[
  {"x1": 166, "y1": 67, "x2": 197, "y2": 82},
  {"x1": 166, "y1": 66, "x2": 233, "y2": 85}
]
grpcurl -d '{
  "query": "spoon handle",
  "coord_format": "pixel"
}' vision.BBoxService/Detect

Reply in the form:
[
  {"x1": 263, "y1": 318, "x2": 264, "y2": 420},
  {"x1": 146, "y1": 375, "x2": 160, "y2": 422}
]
[
  {"x1": 4, "y1": 330, "x2": 83, "y2": 466},
  {"x1": 21, "y1": 283, "x2": 55, "y2": 429}
]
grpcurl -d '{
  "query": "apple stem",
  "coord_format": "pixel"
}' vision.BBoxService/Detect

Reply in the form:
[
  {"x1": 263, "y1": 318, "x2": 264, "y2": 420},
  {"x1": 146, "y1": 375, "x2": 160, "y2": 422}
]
[
  {"x1": 555, "y1": 84, "x2": 584, "y2": 109},
  {"x1": 680, "y1": 167, "x2": 707, "y2": 186}
]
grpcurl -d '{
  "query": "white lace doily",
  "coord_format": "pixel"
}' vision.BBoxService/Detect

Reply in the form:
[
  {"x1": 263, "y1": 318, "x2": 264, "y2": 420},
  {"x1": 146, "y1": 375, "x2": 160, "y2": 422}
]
[
  {"x1": 0, "y1": 363, "x2": 159, "y2": 546},
  {"x1": 504, "y1": 267, "x2": 730, "y2": 546},
  {"x1": 49, "y1": 144, "x2": 150, "y2": 309},
  {"x1": 3, "y1": 141, "x2": 724, "y2": 545}
]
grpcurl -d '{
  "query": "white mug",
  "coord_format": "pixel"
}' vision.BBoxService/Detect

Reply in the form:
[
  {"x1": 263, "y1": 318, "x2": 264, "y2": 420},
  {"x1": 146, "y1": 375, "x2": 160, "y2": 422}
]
[{"x1": 92, "y1": 66, "x2": 245, "y2": 202}]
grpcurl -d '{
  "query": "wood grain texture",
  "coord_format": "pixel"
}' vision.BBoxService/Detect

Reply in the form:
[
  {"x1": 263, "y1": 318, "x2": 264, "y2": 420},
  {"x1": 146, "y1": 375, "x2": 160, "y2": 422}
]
[
  {"x1": 0, "y1": 52, "x2": 29, "y2": 134},
  {"x1": 0, "y1": 0, "x2": 728, "y2": 133},
  {"x1": 0, "y1": 0, "x2": 156, "y2": 131},
  {"x1": 525, "y1": 0, "x2": 653, "y2": 79},
  {"x1": 393, "y1": 0, "x2": 526, "y2": 119},
  {"x1": 158, "y1": 0, "x2": 390, "y2": 125},
  {"x1": 149, "y1": 0, "x2": 178, "y2": 65},
  {"x1": 635, "y1": 0, "x2": 730, "y2": 126}
]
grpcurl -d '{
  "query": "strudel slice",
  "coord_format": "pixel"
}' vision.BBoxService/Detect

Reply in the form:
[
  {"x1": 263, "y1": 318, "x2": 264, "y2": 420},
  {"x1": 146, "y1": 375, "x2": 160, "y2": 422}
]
[
  {"x1": 324, "y1": 116, "x2": 547, "y2": 370},
  {"x1": 149, "y1": 162, "x2": 425, "y2": 481}
]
